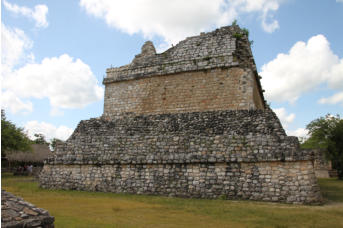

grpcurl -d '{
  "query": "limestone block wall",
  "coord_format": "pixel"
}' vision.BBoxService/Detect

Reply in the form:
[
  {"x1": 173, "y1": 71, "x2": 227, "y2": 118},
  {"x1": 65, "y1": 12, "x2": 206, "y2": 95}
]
[
  {"x1": 311, "y1": 149, "x2": 331, "y2": 178},
  {"x1": 39, "y1": 25, "x2": 321, "y2": 204},
  {"x1": 39, "y1": 109, "x2": 322, "y2": 204},
  {"x1": 45, "y1": 109, "x2": 296, "y2": 165},
  {"x1": 103, "y1": 25, "x2": 265, "y2": 116},
  {"x1": 104, "y1": 26, "x2": 242, "y2": 83},
  {"x1": 104, "y1": 68, "x2": 263, "y2": 116},
  {"x1": 40, "y1": 161, "x2": 320, "y2": 204}
]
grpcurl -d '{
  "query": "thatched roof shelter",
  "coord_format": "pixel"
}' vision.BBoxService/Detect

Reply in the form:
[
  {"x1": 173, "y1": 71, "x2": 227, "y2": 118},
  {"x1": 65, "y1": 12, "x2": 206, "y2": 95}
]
[{"x1": 7, "y1": 144, "x2": 52, "y2": 163}]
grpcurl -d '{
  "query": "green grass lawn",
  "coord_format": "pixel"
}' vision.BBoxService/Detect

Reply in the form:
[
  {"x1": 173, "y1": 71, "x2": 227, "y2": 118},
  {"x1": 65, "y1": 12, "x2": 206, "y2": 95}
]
[{"x1": 2, "y1": 173, "x2": 343, "y2": 228}]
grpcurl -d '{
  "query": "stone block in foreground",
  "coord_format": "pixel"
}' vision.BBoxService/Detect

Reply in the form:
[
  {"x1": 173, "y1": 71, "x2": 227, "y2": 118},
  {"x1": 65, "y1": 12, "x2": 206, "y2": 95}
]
[{"x1": 1, "y1": 190, "x2": 54, "y2": 228}]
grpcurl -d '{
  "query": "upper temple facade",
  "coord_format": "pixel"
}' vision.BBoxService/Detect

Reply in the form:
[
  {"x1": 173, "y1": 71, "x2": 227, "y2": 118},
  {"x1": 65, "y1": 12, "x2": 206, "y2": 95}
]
[{"x1": 103, "y1": 25, "x2": 265, "y2": 116}]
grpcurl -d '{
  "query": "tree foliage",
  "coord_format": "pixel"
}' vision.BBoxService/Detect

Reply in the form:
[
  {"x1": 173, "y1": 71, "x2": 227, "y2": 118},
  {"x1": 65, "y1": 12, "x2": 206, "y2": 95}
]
[
  {"x1": 301, "y1": 114, "x2": 343, "y2": 179},
  {"x1": 301, "y1": 114, "x2": 341, "y2": 149},
  {"x1": 33, "y1": 133, "x2": 49, "y2": 145},
  {"x1": 50, "y1": 138, "x2": 63, "y2": 151},
  {"x1": 1, "y1": 110, "x2": 32, "y2": 157},
  {"x1": 327, "y1": 120, "x2": 343, "y2": 179}
]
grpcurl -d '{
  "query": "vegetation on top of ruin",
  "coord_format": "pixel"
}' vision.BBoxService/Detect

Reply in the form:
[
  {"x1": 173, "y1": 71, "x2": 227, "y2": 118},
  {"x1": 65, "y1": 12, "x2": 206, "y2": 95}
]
[{"x1": 231, "y1": 20, "x2": 253, "y2": 45}]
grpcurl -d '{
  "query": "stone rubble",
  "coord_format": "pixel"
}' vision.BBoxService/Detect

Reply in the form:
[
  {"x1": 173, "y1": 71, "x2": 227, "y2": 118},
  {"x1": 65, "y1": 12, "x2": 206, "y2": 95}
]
[{"x1": 1, "y1": 190, "x2": 54, "y2": 228}]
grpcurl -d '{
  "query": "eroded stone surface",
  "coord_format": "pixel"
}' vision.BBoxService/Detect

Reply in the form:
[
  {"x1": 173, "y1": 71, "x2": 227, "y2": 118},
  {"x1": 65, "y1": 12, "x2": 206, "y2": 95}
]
[
  {"x1": 103, "y1": 26, "x2": 264, "y2": 116},
  {"x1": 1, "y1": 190, "x2": 54, "y2": 228},
  {"x1": 104, "y1": 68, "x2": 264, "y2": 116},
  {"x1": 40, "y1": 109, "x2": 322, "y2": 204},
  {"x1": 104, "y1": 25, "x2": 256, "y2": 84},
  {"x1": 39, "y1": 25, "x2": 322, "y2": 204},
  {"x1": 40, "y1": 161, "x2": 321, "y2": 204},
  {"x1": 46, "y1": 109, "x2": 304, "y2": 165}
]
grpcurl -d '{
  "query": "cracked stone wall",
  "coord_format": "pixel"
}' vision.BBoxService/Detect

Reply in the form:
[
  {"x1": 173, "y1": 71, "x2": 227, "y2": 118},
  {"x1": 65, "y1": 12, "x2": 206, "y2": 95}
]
[
  {"x1": 39, "y1": 25, "x2": 322, "y2": 204},
  {"x1": 40, "y1": 161, "x2": 319, "y2": 204},
  {"x1": 104, "y1": 67, "x2": 263, "y2": 116},
  {"x1": 40, "y1": 109, "x2": 322, "y2": 204},
  {"x1": 103, "y1": 25, "x2": 264, "y2": 116}
]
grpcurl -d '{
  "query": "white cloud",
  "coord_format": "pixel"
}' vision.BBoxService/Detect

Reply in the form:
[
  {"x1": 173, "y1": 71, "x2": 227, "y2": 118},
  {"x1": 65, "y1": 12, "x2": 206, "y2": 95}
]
[
  {"x1": 2, "y1": 54, "x2": 104, "y2": 113},
  {"x1": 1, "y1": 23, "x2": 33, "y2": 70},
  {"x1": 80, "y1": 0, "x2": 283, "y2": 46},
  {"x1": 337, "y1": 0, "x2": 343, "y2": 3},
  {"x1": 24, "y1": 121, "x2": 74, "y2": 141},
  {"x1": 1, "y1": 23, "x2": 103, "y2": 114},
  {"x1": 261, "y1": 10, "x2": 279, "y2": 33},
  {"x1": 1, "y1": 24, "x2": 34, "y2": 114},
  {"x1": 273, "y1": 107, "x2": 295, "y2": 128},
  {"x1": 327, "y1": 59, "x2": 343, "y2": 91},
  {"x1": 318, "y1": 92, "x2": 343, "y2": 106},
  {"x1": 1, "y1": 90, "x2": 33, "y2": 114},
  {"x1": 287, "y1": 128, "x2": 309, "y2": 141},
  {"x1": 3, "y1": 0, "x2": 48, "y2": 28},
  {"x1": 1, "y1": 22, "x2": 103, "y2": 114},
  {"x1": 273, "y1": 107, "x2": 309, "y2": 141},
  {"x1": 260, "y1": 35, "x2": 343, "y2": 103},
  {"x1": 232, "y1": 0, "x2": 281, "y2": 33}
]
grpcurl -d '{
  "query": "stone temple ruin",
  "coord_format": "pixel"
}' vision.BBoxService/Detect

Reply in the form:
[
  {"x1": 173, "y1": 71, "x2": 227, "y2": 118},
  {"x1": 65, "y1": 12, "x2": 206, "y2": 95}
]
[{"x1": 39, "y1": 25, "x2": 322, "y2": 204}]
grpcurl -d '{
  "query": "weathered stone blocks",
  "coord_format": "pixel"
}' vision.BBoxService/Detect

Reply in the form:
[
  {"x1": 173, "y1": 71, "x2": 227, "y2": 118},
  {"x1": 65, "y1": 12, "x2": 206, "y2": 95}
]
[
  {"x1": 104, "y1": 68, "x2": 263, "y2": 116},
  {"x1": 1, "y1": 190, "x2": 54, "y2": 228},
  {"x1": 39, "y1": 25, "x2": 322, "y2": 204},
  {"x1": 40, "y1": 109, "x2": 322, "y2": 204},
  {"x1": 40, "y1": 161, "x2": 320, "y2": 204}
]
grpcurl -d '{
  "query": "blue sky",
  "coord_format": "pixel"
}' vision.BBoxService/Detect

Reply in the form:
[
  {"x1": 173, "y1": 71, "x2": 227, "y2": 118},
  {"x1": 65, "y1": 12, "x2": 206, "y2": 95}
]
[{"x1": 1, "y1": 0, "x2": 342, "y2": 141}]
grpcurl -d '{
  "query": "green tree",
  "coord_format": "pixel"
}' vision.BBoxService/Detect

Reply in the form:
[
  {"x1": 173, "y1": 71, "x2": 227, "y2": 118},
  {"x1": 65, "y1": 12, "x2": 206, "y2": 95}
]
[
  {"x1": 301, "y1": 114, "x2": 341, "y2": 149},
  {"x1": 33, "y1": 133, "x2": 49, "y2": 145},
  {"x1": 1, "y1": 110, "x2": 32, "y2": 157},
  {"x1": 301, "y1": 114, "x2": 343, "y2": 179},
  {"x1": 327, "y1": 120, "x2": 343, "y2": 179},
  {"x1": 50, "y1": 138, "x2": 63, "y2": 151}
]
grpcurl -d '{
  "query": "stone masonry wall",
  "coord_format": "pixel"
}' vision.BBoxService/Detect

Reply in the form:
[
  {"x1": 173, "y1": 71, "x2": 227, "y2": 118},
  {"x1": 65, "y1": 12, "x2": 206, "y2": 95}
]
[
  {"x1": 103, "y1": 25, "x2": 265, "y2": 116},
  {"x1": 40, "y1": 109, "x2": 322, "y2": 204},
  {"x1": 104, "y1": 67, "x2": 262, "y2": 116},
  {"x1": 46, "y1": 109, "x2": 298, "y2": 165},
  {"x1": 104, "y1": 26, "x2": 259, "y2": 85},
  {"x1": 40, "y1": 25, "x2": 321, "y2": 204},
  {"x1": 104, "y1": 26, "x2": 242, "y2": 84},
  {"x1": 312, "y1": 149, "x2": 331, "y2": 178},
  {"x1": 252, "y1": 73, "x2": 264, "y2": 109},
  {"x1": 1, "y1": 190, "x2": 54, "y2": 228},
  {"x1": 40, "y1": 161, "x2": 320, "y2": 204}
]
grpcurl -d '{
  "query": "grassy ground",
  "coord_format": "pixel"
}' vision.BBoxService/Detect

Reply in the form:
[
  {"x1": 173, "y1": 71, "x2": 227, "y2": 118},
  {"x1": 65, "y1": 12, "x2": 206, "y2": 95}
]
[{"x1": 2, "y1": 173, "x2": 343, "y2": 228}]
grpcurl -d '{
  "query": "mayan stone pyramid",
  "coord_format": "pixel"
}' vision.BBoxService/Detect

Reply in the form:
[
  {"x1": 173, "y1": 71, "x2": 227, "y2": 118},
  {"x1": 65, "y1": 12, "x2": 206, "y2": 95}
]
[{"x1": 40, "y1": 25, "x2": 322, "y2": 204}]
